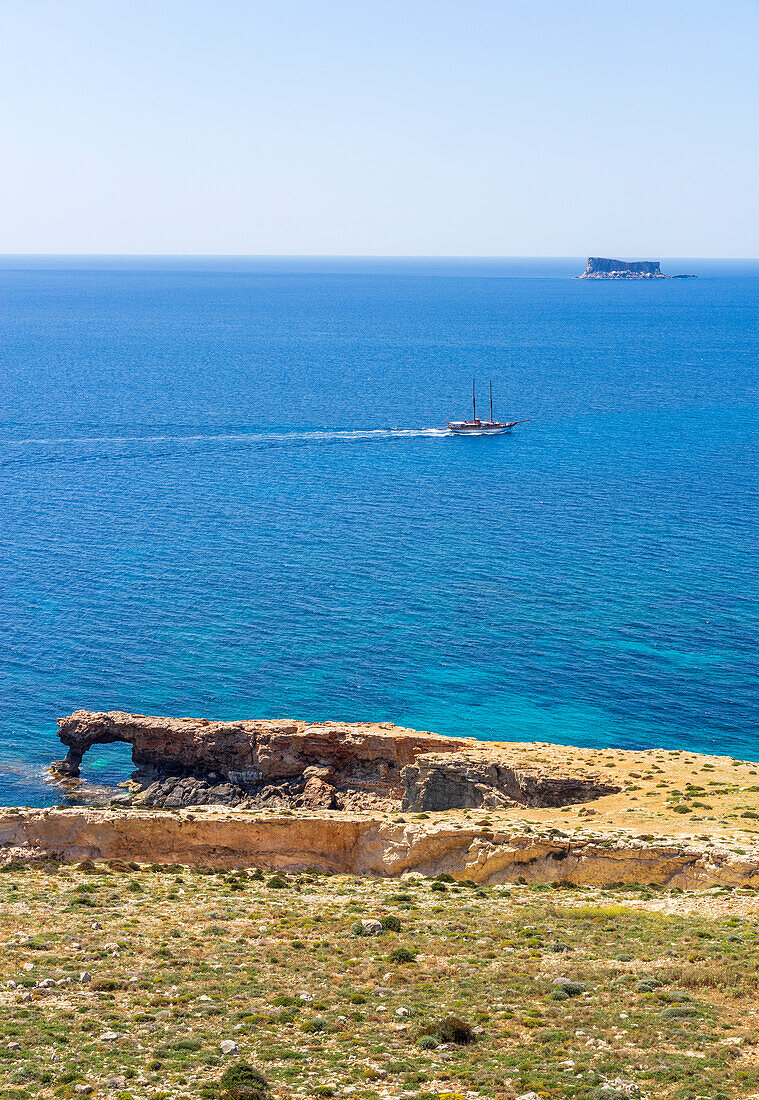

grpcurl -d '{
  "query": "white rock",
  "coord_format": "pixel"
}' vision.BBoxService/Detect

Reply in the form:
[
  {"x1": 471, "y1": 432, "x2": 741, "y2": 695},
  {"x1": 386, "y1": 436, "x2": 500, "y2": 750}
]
[
  {"x1": 360, "y1": 919, "x2": 383, "y2": 935},
  {"x1": 106, "y1": 1076, "x2": 127, "y2": 1089},
  {"x1": 99, "y1": 1031, "x2": 122, "y2": 1042},
  {"x1": 8, "y1": 1041, "x2": 21, "y2": 1051},
  {"x1": 220, "y1": 1039, "x2": 239, "y2": 1055},
  {"x1": 38, "y1": 978, "x2": 56, "y2": 988},
  {"x1": 22, "y1": 962, "x2": 35, "y2": 971},
  {"x1": 395, "y1": 1007, "x2": 410, "y2": 1017},
  {"x1": 74, "y1": 1086, "x2": 94, "y2": 1096},
  {"x1": 516, "y1": 1093, "x2": 542, "y2": 1100}
]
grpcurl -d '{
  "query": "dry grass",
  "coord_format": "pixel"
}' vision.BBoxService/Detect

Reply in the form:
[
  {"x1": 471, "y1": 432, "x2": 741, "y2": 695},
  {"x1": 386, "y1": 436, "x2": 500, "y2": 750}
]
[{"x1": 1, "y1": 863, "x2": 759, "y2": 1100}]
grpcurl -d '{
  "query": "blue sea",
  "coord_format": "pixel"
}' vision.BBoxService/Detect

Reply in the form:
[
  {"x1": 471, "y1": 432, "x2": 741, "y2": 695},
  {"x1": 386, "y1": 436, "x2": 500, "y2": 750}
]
[{"x1": 1, "y1": 256, "x2": 757, "y2": 806}]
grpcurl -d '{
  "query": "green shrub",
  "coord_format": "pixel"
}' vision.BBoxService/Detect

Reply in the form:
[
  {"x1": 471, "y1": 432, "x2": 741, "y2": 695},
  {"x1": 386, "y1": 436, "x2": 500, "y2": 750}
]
[
  {"x1": 417, "y1": 1035, "x2": 440, "y2": 1050},
  {"x1": 301, "y1": 1018, "x2": 327, "y2": 1033},
  {"x1": 219, "y1": 1062, "x2": 270, "y2": 1100},
  {"x1": 389, "y1": 946, "x2": 417, "y2": 964},
  {"x1": 553, "y1": 980, "x2": 588, "y2": 997},
  {"x1": 380, "y1": 915, "x2": 402, "y2": 933}
]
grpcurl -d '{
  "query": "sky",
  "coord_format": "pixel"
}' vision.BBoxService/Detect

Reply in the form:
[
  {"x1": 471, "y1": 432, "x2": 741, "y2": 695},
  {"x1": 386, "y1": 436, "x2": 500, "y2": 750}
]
[{"x1": 0, "y1": 0, "x2": 757, "y2": 257}]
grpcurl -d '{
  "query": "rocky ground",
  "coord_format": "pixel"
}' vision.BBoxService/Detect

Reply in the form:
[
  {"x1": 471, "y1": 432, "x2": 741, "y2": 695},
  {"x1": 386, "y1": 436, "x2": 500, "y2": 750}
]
[{"x1": 2, "y1": 862, "x2": 759, "y2": 1100}]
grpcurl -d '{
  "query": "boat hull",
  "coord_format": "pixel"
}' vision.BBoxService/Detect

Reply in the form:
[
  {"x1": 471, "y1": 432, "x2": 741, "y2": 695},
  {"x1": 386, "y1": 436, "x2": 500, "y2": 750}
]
[{"x1": 448, "y1": 423, "x2": 516, "y2": 435}]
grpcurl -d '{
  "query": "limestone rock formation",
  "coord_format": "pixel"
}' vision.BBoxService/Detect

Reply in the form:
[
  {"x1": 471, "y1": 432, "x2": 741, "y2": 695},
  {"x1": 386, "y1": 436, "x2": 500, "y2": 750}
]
[
  {"x1": 401, "y1": 752, "x2": 620, "y2": 811},
  {"x1": 578, "y1": 257, "x2": 697, "y2": 279},
  {"x1": 53, "y1": 711, "x2": 468, "y2": 810},
  {"x1": 3, "y1": 806, "x2": 759, "y2": 889},
  {"x1": 580, "y1": 257, "x2": 665, "y2": 278},
  {"x1": 51, "y1": 711, "x2": 620, "y2": 813}
]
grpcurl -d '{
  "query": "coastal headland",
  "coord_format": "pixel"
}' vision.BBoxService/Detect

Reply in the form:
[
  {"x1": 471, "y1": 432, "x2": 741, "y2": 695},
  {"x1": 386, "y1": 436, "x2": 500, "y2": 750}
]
[
  {"x1": 3, "y1": 711, "x2": 759, "y2": 887},
  {"x1": 4, "y1": 715, "x2": 759, "y2": 1099}
]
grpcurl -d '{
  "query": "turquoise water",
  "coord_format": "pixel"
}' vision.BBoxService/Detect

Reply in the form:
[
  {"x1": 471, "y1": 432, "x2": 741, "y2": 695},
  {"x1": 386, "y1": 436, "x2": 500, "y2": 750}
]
[{"x1": 1, "y1": 256, "x2": 757, "y2": 804}]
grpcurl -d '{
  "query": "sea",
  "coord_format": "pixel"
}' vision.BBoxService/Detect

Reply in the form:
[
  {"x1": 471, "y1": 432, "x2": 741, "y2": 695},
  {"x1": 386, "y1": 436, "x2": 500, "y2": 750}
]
[{"x1": 1, "y1": 256, "x2": 757, "y2": 806}]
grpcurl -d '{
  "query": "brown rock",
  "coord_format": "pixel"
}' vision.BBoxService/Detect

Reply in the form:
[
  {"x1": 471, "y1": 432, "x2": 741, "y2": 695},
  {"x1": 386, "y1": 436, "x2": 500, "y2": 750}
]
[
  {"x1": 52, "y1": 711, "x2": 467, "y2": 803},
  {"x1": 299, "y1": 777, "x2": 337, "y2": 810}
]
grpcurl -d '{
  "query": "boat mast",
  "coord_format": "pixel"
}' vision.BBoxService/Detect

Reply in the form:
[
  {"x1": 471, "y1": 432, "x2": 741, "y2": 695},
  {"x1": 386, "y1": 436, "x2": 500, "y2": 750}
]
[
  {"x1": 472, "y1": 379, "x2": 476, "y2": 422},
  {"x1": 489, "y1": 380, "x2": 494, "y2": 422}
]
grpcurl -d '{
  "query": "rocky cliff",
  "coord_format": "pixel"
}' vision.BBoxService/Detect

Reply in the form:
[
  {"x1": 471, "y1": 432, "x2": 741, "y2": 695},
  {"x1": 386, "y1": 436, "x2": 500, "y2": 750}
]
[
  {"x1": 3, "y1": 806, "x2": 759, "y2": 889},
  {"x1": 52, "y1": 710, "x2": 619, "y2": 812},
  {"x1": 580, "y1": 257, "x2": 665, "y2": 279},
  {"x1": 578, "y1": 257, "x2": 697, "y2": 279}
]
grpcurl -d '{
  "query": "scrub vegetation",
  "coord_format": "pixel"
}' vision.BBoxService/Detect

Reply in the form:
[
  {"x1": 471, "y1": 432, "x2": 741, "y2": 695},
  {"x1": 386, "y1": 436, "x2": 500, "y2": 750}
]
[{"x1": 1, "y1": 861, "x2": 759, "y2": 1099}]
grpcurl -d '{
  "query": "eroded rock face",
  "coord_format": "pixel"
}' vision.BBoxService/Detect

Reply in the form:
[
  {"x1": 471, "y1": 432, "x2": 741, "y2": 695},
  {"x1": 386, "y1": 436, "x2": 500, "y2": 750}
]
[
  {"x1": 3, "y1": 807, "x2": 759, "y2": 889},
  {"x1": 52, "y1": 711, "x2": 620, "y2": 813},
  {"x1": 402, "y1": 753, "x2": 620, "y2": 811},
  {"x1": 53, "y1": 711, "x2": 468, "y2": 810}
]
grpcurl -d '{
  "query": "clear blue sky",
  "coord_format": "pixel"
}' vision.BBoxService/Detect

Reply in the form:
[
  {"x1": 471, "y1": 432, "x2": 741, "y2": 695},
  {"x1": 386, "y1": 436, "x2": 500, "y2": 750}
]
[{"x1": 1, "y1": 0, "x2": 757, "y2": 256}]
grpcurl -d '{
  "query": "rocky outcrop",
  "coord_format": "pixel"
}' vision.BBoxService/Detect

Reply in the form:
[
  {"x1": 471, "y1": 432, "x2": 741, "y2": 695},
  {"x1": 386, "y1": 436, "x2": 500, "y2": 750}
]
[
  {"x1": 3, "y1": 806, "x2": 759, "y2": 889},
  {"x1": 53, "y1": 711, "x2": 469, "y2": 810},
  {"x1": 51, "y1": 711, "x2": 620, "y2": 813},
  {"x1": 578, "y1": 257, "x2": 697, "y2": 280},
  {"x1": 581, "y1": 257, "x2": 664, "y2": 278},
  {"x1": 402, "y1": 752, "x2": 620, "y2": 811}
]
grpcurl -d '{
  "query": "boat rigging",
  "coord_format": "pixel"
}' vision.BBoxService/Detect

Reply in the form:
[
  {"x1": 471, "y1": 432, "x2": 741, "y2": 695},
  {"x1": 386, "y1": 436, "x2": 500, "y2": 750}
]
[{"x1": 446, "y1": 380, "x2": 528, "y2": 435}]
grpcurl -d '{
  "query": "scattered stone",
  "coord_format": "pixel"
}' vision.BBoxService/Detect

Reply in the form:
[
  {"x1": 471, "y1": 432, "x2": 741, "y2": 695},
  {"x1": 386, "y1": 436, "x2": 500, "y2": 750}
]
[
  {"x1": 220, "y1": 1039, "x2": 239, "y2": 1055},
  {"x1": 74, "y1": 1086, "x2": 94, "y2": 1095},
  {"x1": 98, "y1": 1030, "x2": 122, "y2": 1042},
  {"x1": 7, "y1": 1041, "x2": 21, "y2": 1051},
  {"x1": 106, "y1": 1076, "x2": 127, "y2": 1089},
  {"x1": 360, "y1": 919, "x2": 383, "y2": 936},
  {"x1": 80, "y1": 971, "x2": 92, "y2": 983},
  {"x1": 516, "y1": 1093, "x2": 542, "y2": 1100}
]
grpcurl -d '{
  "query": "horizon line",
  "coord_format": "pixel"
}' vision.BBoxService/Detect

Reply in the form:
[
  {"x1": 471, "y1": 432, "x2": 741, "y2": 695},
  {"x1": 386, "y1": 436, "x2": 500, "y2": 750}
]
[{"x1": 1, "y1": 252, "x2": 757, "y2": 262}]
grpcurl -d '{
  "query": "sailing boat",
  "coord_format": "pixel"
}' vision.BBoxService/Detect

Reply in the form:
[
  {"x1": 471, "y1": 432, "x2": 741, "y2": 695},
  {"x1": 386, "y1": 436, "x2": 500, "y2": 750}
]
[{"x1": 447, "y1": 380, "x2": 527, "y2": 435}]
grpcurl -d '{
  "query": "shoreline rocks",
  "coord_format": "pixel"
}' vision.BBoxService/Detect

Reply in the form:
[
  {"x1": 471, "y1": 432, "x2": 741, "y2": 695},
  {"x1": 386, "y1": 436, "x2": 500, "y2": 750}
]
[{"x1": 51, "y1": 710, "x2": 620, "y2": 813}]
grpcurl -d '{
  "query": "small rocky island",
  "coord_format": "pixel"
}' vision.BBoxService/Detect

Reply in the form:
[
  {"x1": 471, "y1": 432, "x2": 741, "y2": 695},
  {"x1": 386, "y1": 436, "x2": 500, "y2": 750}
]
[{"x1": 579, "y1": 256, "x2": 696, "y2": 279}]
